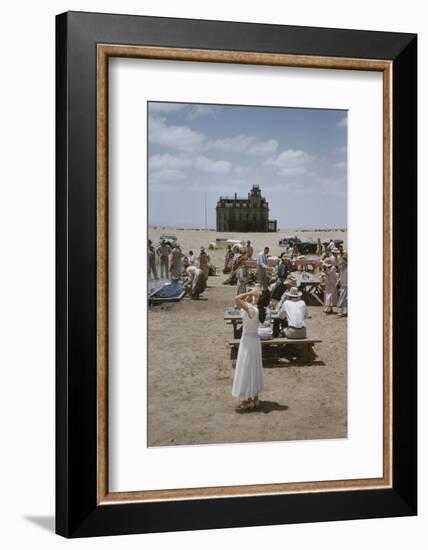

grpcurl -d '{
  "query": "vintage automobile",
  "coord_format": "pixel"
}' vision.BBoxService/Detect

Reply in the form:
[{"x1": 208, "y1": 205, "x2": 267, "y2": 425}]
[
  {"x1": 159, "y1": 234, "x2": 178, "y2": 246},
  {"x1": 322, "y1": 238, "x2": 344, "y2": 248},
  {"x1": 278, "y1": 234, "x2": 300, "y2": 247},
  {"x1": 279, "y1": 235, "x2": 317, "y2": 254},
  {"x1": 296, "y1": 239, "x2": 317, "y2": 254}
]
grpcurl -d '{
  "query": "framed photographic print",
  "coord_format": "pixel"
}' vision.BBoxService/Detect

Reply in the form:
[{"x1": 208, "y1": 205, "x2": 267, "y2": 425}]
[{"x1": 56, "y1": 11, "x2": 417, "y2": 537}]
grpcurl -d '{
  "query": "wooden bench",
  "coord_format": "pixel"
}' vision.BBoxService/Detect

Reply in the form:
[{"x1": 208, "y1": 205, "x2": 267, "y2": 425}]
[{"x1": 228, "y1": 337, "x2": 322, "y2": 365}]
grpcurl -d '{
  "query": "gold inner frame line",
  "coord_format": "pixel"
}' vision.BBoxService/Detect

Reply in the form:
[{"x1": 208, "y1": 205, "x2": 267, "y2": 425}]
[{"x1": 96, "y1": 43, "x2": 393, "y2": 505}]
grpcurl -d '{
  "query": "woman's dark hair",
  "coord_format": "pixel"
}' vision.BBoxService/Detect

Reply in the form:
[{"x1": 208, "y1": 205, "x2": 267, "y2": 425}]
[{"x1": 258, "y1": 289, "x2": 271, "y2": 324}]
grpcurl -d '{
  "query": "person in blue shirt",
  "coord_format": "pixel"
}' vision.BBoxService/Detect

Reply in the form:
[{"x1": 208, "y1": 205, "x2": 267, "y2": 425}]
[{"x1": 256, "y1": 247, "x2": 270, "y2": 289}]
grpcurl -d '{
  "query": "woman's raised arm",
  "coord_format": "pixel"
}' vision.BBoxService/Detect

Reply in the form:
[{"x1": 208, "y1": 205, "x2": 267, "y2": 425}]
[{"x1": 235, "y1": 289, "x2": 261, "y2": 318}]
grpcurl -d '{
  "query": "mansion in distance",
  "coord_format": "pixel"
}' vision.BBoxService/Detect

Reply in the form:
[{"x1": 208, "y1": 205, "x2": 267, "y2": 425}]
[{"x1": 216, "y1": 185, "x2": 277, "y2": 233}]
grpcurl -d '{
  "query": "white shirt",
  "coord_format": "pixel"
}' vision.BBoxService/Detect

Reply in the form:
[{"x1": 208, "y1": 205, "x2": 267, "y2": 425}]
[
  {"x1": 330, "y1": 253, "x2": 340, "y2": 267},
  {"x1": 278, "y1": 298, "x2": 306, "y2": 328},
  {"x1": 256, "y1": 251, "x2": 269, "y2": 269}
]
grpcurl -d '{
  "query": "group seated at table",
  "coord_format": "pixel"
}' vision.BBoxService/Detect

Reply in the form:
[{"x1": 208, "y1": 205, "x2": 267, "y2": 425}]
[{"x1": 248, "y1": 281, "x2": 307, "y2": 340}]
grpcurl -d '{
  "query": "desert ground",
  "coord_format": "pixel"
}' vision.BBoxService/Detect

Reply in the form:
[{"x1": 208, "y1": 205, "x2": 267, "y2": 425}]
[{"x1": 148, "y1": 228, "x2": 347, "y2": 447}]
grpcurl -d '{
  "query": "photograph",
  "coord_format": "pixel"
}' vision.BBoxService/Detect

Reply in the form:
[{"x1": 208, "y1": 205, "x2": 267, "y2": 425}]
[{"x1": 147, "y1": 101, "x2": 348, "y2": 446}]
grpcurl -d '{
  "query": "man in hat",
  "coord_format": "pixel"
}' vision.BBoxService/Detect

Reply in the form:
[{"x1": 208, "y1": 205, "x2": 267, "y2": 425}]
[
  {"x1": 256, "y1": 246, "x2": 270, "y2": 289},
  {"x1": 198, "y1": 246, "x2": 210, "y2": 283},
  {"x1": 156, "y1": 239, "x2": 172, "y2": 279},
  {"x1": 245, "y1": 240, "x2": 253, "y2": 259},
  {"x1": 278, "y1": 286, "x2": 307, "y2": 339},
  {"x1": 170, "y1": 244, "x2": 184, "y2": 279},
  {"x1": 327, "y1": 239, "x2": 336, "y2": 252},
  {"x1": 271, "y1": 255, "x2": 290, "y2": 304},
  {"x1": 329, "y1": 247, "x2": 341, "y2": 267},
  {"x1": 147, "y1": 239, "x2": 158, "y2": 281}
]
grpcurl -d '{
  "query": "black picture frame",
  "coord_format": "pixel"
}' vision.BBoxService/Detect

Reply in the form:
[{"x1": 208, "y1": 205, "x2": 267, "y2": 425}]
[{"x1": 56, "y1": 11, "x2": 417, "y2": 538}]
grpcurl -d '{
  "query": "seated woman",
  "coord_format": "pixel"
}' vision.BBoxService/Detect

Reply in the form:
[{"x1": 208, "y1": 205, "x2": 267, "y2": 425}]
[{"x1": 277, "y1": 286, "x2": 307, "y2": 339}]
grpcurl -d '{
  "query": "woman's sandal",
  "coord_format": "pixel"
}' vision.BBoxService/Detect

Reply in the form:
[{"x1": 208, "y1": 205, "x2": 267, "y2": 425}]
[{"x1": 235, "y1": 400, "x2": 255, "y2": 412}]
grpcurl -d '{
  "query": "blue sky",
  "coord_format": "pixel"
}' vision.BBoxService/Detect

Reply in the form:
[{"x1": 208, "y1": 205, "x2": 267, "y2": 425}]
[{"x1": 148, "y1": 102, "x2": 347, "y2": 229}]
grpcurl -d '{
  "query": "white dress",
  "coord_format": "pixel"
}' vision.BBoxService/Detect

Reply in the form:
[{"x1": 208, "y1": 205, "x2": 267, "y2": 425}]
[{"x1": 232, "y1": 303, "x2": 264, "y2": 399}]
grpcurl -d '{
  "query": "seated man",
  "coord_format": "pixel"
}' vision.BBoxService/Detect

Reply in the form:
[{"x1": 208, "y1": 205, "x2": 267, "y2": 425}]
[{"x1": 278, "y1": 286, "x2": 307, "y2": 339}]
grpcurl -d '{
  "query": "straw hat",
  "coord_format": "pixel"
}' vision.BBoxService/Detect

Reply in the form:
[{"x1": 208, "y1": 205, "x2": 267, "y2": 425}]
[
  {"x1": 285, "y1": 276, "x2": 300, "y2": 288},
  {"x1": 285, "y1": 286, "x2": 302, "y2": 298}
]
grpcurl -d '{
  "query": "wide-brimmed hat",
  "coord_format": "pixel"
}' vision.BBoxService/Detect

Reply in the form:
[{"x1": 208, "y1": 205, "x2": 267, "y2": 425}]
[
  {"x1": 285, "y1": 286, "x2": 302, "y2": 298},
  {"x1": 285, "y1": 277, "x2": 300, "y2": 287}
]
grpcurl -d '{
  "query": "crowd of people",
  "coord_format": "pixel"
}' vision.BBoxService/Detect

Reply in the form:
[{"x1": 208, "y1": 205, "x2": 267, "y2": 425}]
[
  {"x1": 148, "y1": 234, "x2": 348, "y2": 413},
  {"x1": 148, "y1": 238, "x2": 212, "y2": 300},
  {"x1": 231, "y1": 241, "x2": 348, "y2": 412}
]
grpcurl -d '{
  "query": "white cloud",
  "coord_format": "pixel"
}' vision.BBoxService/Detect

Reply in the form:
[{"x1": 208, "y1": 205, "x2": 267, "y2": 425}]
[
  {"x1": 337, "y1": 116, "x2": 347, "y2": 128},
  {"x1": 149, "y1": 103, "x2": 186, "y2": 114},
  {"x1": 149, "y1": 152, "x2": 231, "y2": 177},
  {"x1": 234, "y1": 165, "x2": 251, "y2": 176},
  {"x1": 194, "y1": 156, "x2": 231, "y2": 174},
  {"x1": 247, "y1": 139, "x2": 278, "y2": 156},
  {"x1": 187, "y1": 180, "x2": 246, "y2": 194},
  {"x1": 319, "y1": 177, "x2": 347, "y2": 198},
  {"x1": 264, "y1": 149, "x2": 312, "y2": 176},
  {"x1": 187, "y1": 105, "x2": 216, "y2": 120},
  {"x1": 205, "y1": 134, "x2": 255, "y2": 153},
  {"x1": 205, "y1": 134, "x2": 278, "y2": 156},
  {"x1": 149, "y1": 153, "x2": 192, "y2": 171},
  {"x1": 150, "y1": 169, "x2": 186, "y2": 186},
  {"x1": 149, "y1": 116, "x2": 205, "y2": 151},
  {"x1": 149, "y1": 114, "x2": 279, "y2": 159}
]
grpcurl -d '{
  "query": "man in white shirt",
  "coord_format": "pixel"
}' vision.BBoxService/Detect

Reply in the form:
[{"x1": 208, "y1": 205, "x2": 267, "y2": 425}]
[
  {"x1": 329, "y1": 247, "x2": 340, "y2": 267},
  {"x1": 256, "y1": 246, "x2": 270, "y2": 289},
  {"x1": 278, "y1": 286, "x2": 307, "y2": 339}
]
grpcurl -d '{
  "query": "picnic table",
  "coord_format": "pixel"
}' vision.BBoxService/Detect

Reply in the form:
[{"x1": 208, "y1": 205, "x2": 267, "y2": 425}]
[
  {"x1": 228, "y1": 337, "x2": 321, "y2": 365},
  {"x1": 290, "y1": 271, "x2": 324, "y2": 305},
  {"x1": 224, "y1": 307, "x2": 279, "y2": 338}
]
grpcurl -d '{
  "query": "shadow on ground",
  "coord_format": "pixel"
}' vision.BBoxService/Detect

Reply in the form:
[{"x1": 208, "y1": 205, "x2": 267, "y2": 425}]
[
  {"x1": 263, "y1": 358, "x2": 326, "y2": 368},
  {"x1": 236, "y1": 400, "x2": 289, "y2": 414},
  {"x1": 24, "y1": 515, "x2": 55, "y2": 533}
]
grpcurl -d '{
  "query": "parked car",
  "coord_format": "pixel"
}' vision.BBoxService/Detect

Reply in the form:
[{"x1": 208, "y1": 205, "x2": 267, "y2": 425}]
[
  {"x1": 296, "y1": 240, "x2": 317, "y2": 255},
  {"x1": 279, "y1": 235, "x2": 300, "y2": 247},
  {"x1": 322, "y1": 239, "x2": 344, "y2": 248},
  {"x1": 159, "y1": 234, "x2": 177, "y2": 246}
]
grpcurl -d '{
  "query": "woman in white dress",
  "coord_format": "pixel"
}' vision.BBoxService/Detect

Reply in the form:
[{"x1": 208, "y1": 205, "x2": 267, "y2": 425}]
[
  {"x1": 232, "y1": 288, "x2": 271, "y2": 411},
  {"x1": 322, "y1": 259, "x2": 338, "y2": 314}
]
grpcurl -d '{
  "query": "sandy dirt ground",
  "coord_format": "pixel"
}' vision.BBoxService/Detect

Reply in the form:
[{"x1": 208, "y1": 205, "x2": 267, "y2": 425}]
[{"x1": 148, "y1": 228, "x2": 347, "y2": 447}]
